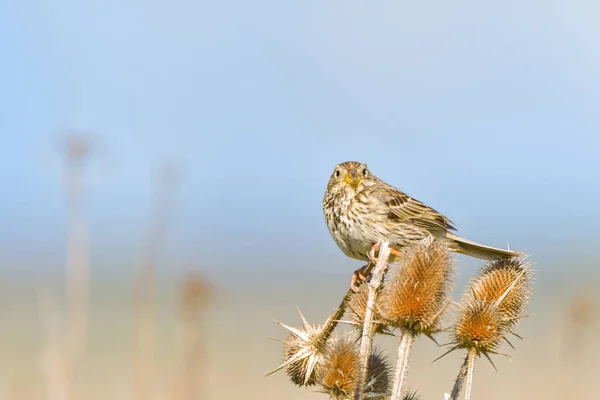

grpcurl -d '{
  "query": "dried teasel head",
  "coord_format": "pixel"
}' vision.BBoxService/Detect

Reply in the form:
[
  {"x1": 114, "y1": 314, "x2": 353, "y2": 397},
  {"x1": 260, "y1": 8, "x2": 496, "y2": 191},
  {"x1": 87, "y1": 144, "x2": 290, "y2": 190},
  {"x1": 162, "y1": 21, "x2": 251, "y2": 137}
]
[
  {"x1": 467, "y1": 258, "x2": 532, "y2": 330},
  {"x1": 453, "y1": 300, "x2": 505, "y2": 355},
  {"x1": 347, "y1": 283, "x2": 390, "y2": 334},
  {"x1": 378, "y1": 237, "x2": 454, "y2": 336},
  {"x1": 365, "y1": 349, "x2": 390, "y2": 397},
  {"x1": 267, "y1": 308, "x2": 331, "y2": 386},
  {"x1": 318, "y1": 334, "x2": 390, "y2": 399},
  {"x1": 445, "y1": 257, "x2": 533, "y2": 360}
]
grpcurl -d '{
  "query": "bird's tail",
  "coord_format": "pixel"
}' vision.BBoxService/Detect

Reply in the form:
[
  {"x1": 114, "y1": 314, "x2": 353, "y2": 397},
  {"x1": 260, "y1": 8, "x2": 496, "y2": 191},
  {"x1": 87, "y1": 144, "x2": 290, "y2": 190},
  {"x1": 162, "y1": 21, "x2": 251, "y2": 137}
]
[{"x1": 446, "y1": 232, "x2": 523, "y2": 260}]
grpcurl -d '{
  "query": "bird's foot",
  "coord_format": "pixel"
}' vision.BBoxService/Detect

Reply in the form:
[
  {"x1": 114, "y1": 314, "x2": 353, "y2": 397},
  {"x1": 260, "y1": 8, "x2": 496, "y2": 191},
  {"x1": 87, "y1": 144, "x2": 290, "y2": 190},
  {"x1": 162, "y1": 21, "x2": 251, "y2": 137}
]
[
  {"x1": 350, "y1": 264, "x2": 371, "y2": 292},
  {"x1": 368, "y1": 242, "x2": 403, "y2": 264}
]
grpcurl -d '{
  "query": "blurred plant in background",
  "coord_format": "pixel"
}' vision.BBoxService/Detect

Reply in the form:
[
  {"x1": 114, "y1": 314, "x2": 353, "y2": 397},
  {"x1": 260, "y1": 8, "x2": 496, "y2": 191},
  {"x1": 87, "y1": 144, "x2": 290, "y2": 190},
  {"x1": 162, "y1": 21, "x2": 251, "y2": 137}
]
[{"x1": 34, "y1": 134, "x2": 213, "y2": 400}]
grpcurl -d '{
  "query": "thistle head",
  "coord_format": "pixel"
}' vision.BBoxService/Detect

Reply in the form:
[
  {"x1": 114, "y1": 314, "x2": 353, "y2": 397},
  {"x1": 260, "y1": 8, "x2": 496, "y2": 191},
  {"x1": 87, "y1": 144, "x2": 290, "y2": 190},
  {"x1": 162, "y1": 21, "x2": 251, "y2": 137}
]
[
  {"x1": 268, "y1": 308, "x2": 330, "y2": 386},
  {"x1": 453, "y1": 300, "x2": 505, "y2": 355},
  {"x1": 317, "y1": 334, "x2": 390, "y2": 399},
  {"x1": 467, "y1": 258, "x2": 532, "y2": 330},
  {"x1": 449, "y1": 257, "x2": 533, "y2": 359},
  {"x1": 379, "y1": 237, "x2": 454, "y2": 336}
]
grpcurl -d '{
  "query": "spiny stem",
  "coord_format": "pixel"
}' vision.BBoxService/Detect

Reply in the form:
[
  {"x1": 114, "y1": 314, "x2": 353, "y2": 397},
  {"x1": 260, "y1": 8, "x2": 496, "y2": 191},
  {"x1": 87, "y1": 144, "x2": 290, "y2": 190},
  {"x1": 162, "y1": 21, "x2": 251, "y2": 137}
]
[
  {"x1": 449, "y1": 352, "x2": 470, "y2": 400},
  {"x1": 450, "y1": 348, "x2": 477, "y2": 400},
  {"x1": 320, "y1": 287, "x2": 354, "y2": 343},
  {"x1": 464, "y1": 348, "x2": 476, "y2": 400},
  {"x1": 390, "y1": 330, "x2": 415, "y2": 400},
  {"x1": 354, "y1": 240, "x2": 390, "y2": 400}
]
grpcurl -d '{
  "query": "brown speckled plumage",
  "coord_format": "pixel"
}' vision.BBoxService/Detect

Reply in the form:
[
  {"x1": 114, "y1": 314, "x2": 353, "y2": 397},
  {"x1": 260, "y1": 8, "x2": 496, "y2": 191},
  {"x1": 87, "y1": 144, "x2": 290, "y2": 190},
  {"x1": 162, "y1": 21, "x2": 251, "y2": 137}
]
[{"x1": 322, "y1": 161, "x2": 521, "y2": 262}]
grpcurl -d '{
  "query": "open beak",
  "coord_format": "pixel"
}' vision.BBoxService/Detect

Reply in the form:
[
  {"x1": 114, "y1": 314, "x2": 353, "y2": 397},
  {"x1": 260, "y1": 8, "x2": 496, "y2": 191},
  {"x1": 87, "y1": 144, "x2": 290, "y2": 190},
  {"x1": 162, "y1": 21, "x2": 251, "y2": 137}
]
[{"x1": 344, "y1": 169, "x2": 361, "y2": 188}]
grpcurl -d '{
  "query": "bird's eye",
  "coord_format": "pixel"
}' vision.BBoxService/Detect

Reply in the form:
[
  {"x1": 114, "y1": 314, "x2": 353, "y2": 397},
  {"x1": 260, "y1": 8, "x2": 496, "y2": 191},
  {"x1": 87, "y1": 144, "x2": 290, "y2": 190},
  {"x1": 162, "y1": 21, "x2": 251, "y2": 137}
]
[
  {"x1": 362, "y1": 169, "x2": 368, "y2": 177},
  {"x1": 335, "y1": 170, "x2": 340, "y2": 177}
]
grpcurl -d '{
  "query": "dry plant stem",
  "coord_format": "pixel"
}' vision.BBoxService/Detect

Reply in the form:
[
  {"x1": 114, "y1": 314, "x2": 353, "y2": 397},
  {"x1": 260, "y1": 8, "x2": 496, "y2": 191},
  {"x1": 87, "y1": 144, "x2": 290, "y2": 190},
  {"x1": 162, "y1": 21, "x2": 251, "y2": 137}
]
[
  {"x1": 134, "y1": 165, "x2": 181, "y2": 400},
  {"x1": 354, "y1": 240, "x2": 391, "y2": 400},
  {"x1": 464, "y1": 349, "x2": 476, "y2": 400},
  {"x1": 177, "y1": 312, "x2": 207, "y2": 400},
  {"x1": 449, "y1": 353, "x2": 469, "y2": 400},
  {"x1": 325, "y1": 286, "x2": 355, "y2": 336},
  {"x1": 64, "y1": 151, "x2": 89, "y2": 372},
  {"x1": 39, "y1": 138, "x2": 90, "y2": 400},
  {"x1": 390, "y1": 330, "x2": 415, "y2": 400},
  {"x1": 450, "y1": 349, "x2": 477, "y2": 400},
  {"x1": 175, "y1": 276, "x2": 211, "y2": 400}
]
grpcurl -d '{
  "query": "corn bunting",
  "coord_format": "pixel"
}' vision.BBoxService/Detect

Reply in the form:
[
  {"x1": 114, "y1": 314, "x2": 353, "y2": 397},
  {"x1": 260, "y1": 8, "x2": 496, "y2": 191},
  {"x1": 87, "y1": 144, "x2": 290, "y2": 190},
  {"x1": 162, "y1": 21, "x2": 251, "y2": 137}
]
[{"x1": 322, "y1": 161, "x2": 522, "y2": 286}]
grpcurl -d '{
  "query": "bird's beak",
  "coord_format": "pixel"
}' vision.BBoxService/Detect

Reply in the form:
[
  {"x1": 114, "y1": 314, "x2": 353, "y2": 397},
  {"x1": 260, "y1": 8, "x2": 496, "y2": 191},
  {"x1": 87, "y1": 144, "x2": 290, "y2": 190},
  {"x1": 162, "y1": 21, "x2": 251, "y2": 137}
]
[{"x1": 344, "y1": 169, "x2": 361, "y2": 188}]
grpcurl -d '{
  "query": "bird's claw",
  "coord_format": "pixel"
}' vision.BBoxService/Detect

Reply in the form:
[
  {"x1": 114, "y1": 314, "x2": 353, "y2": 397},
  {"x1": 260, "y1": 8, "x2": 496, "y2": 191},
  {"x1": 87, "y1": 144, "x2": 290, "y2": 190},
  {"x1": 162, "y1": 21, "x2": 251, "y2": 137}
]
[
  {"x1": 350, "y1": 265, "x2": 370, "y2": 292},
  {"x1": 351, "y1": 243, "x2": 402, "y2": 291}
]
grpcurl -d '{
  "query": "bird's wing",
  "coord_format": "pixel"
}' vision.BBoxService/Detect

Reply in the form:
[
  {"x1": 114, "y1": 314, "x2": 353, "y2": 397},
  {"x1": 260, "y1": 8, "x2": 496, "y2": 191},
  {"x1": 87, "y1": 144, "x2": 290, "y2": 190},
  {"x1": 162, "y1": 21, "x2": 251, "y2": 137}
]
[{"x1": 370, "y1": 183, "x2": 456, "y2": 233}]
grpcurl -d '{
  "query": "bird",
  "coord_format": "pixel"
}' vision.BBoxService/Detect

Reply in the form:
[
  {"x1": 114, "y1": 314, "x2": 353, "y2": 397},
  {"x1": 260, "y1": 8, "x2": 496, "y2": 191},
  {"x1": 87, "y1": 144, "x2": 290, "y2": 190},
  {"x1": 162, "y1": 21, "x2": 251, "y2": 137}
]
[{"x1": 322, "y1": 161, "x2": 522, "y2": 287}]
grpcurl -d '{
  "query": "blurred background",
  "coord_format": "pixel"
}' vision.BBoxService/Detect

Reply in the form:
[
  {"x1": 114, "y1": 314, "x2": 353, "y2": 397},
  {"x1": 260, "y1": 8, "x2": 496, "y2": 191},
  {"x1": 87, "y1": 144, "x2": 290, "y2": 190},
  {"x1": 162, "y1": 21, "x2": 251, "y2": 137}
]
[{"x1": 1, "y1": 0, "x2": 600, "y2": 399}]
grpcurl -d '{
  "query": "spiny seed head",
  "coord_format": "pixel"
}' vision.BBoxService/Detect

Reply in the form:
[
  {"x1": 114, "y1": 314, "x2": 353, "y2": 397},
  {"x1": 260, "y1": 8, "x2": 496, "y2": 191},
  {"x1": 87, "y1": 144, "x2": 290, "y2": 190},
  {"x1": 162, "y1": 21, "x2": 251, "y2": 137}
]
[
  {"x1": 467, "y1": 258, "x2": 532, "y2": 327},
  {"x1": 319, "y1": 335, "x2": 358, "y2": 397},
  {"x1": 347, "y1": 283, "x2": 389, "y2": 334},
  {"x1": 318, "y1": 335, "x2": 390, "y2": 399},
  {"x1": 365, "y1": 350, "x2": 391, "y2": 397},
  {"x1": 402, "y1": 389, "x2": 421, "y2": 400},
  {"x1": 268, "y1": 309, "x2": 330, "y2": 386},
  {"x1": 448, "y1": 258, "x2": 533, "y2": 358},
  {"x1": 379, "y1": 237, "x2": 454, "y2": 335},
  {"x1": 453, "y1": 300, "x2": 505, "y2": 354},
  {"x1": 283, "y1": 331, "x2": 320, "y2": 386}
]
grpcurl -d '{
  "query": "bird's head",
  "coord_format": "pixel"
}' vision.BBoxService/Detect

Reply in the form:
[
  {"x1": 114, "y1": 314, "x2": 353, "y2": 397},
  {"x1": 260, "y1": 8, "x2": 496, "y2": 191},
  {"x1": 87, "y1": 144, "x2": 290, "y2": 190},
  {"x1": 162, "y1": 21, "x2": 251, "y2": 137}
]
[{"x1": 327, "y1": 161, "x2": 373, "y2": 195}]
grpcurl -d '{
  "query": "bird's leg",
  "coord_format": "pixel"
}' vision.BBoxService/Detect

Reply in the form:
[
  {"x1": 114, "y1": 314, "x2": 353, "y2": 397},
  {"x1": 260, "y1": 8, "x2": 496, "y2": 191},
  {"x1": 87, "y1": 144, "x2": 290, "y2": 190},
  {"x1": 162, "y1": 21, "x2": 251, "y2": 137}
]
[
  {"x1": 368, "y1": 242, "x2": 381, "y2": 264},
  {"x1": 349, "y1": 243, "x2": 383, "y2": 291},
  {"x1": 368, "y1": 242, "x2": 402, "y2": 263},
  {"x1": 350, "y1": 243, "x2": 403, "y2": 291},
  {"x1": 389, "y1": 248, "x2": 403, "y2": 258},
  {"x1": 350, "y1": 264, "x2": 371, "y2": 292},
  {"x1": 350, "y1": 241, "x2": 382, "y2": 290}
]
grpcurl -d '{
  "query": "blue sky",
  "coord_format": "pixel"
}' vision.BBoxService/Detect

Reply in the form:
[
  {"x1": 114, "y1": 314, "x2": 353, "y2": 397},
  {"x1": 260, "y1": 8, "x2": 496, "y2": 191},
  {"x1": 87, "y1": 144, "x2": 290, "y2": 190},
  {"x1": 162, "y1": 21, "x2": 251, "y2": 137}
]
[{"x1": 1, "y1": 1, "x2": 599, "y2": 277}]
